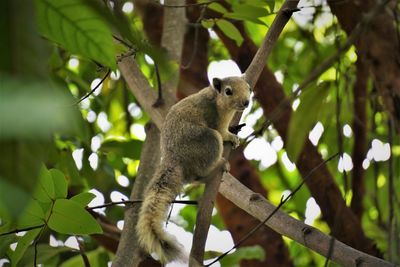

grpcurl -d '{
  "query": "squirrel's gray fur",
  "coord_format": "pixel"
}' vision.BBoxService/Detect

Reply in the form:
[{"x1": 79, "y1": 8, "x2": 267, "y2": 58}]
[{"x1": 136, "y1": 76, "x2": 251, "y2": 264}]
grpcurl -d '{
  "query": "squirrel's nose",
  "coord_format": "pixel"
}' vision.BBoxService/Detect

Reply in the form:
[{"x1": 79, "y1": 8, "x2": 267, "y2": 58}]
[{"x1": 243, "y1": 100, "x2": 249, "y2": 107}]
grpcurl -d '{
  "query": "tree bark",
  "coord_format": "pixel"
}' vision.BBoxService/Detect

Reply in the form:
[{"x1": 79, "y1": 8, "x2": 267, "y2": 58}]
[
  {"x1": 351, "y1": 56, "x2": 369, "y2": 219},
  {"x1": 216, "y1": 148, "x2": 293, "y2": 267}
]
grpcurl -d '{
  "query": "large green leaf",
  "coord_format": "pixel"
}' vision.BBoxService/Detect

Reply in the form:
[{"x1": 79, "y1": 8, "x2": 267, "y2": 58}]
[
  {"x1": 17, "y1": 199, "x2": 46, "y2": 228},
  {"x1": 231, "y1": 3, "x2": 269, "y2": 18},
  {"x1": 208, "y1": 2, "x2": 228, "y2": 14},
  {"x1": 70, "y1": 192, "x2": 96, "y2": 207},
  {"x1": 33, "y1": 166, "x2": 54, "y2": 203},
  {"x1": 48, "y1": 199, "x2": 102, "y2": 235},
  {"x1": 216, "y1": 19, "x2": 244, "y2": 46},
  {"x1": 10, "y1": 228, "x2": 42, "y2": 267},
  {"x1": 49, "y1": 169, "x2": 68, "y2": 199},
  {"x1": 286, "y1": 82, "x2": 331, "y2": 162},
  {"x1": 35, "y1": 0, "x2": 116, "y2": 69},
  {"x1": 33, "y1": 166, "x2": 68, "y2": 203}
]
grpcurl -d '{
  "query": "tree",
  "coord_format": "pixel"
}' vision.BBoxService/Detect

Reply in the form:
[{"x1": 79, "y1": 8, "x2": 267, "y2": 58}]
[{"x1": 0, "y1": 0, "x2": 399, "y2": 266}]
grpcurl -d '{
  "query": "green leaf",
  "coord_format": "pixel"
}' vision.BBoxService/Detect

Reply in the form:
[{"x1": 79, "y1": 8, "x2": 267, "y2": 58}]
[
  {"x1": 286, "y1": 82, "x2": 331, "y2": 162},
  {"x1": 48, "y1": 199, "x2": 102, "y2": 235},
  {"x1": 266, "y1": 0, "x2": 275, "y2": 13},
  {"x1": 17, "y1": 199, "x2": 46, "y2": 228},
  {"x1": 201, "y1": 19, "x2": 215, "y2": 29},
  {"x1": 34, "y1": 165, "x2": 54, "y2": 203},
  {"x1": 231, "y1": 4, "x2": 269, "y2": 18},
  {"x1": 220, "y1": 245, "x2": 265, "y2": 267},
  {"x1": 49, "y1": 169, "x2": 68, "y2": 199},
  {"x1": 35, "y1": 0, "x2": 116, "y2": 69},
  {"x1": 223, "y1": 13, "x2": 267, "y2": 26},
  {"x1": 216, "y1": 19, "x2": 244, "y2": 46},
  {"x1": 100, "y1": 139, "x2": 143, "y2": 159},
  {"x1": 10, "y1": 228, "x2": 42, "y2": 267},
  {"x1": 70, "y1": 192, "x2": 96, "y2": 207},
  {"x1": 56, "y1": 149, "x2": 83, "y2": 187},
  {"x1": 0, "y1": 235, "x2": 17, "y2": 259},
  {"x1": 208, "y1": 2, "x2": 228, "y2": 14}
]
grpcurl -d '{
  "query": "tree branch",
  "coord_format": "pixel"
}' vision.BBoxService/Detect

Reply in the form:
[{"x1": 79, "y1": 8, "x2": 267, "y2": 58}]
[
  {"x1": 219, "y1": 173, "x2": 393, "y2": 267},
  {"x1": 350, "y1": 56, "x2": 369, "y2": 219},
  {"x1": 243, "y1": 1, "x2": 300, "y2": 88}
]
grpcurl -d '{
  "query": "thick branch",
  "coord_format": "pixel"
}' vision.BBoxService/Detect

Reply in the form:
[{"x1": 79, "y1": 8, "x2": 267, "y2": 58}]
[
  {"x1": 161, "y1": 0, "x2": 187, "y2": 100},
  {"x1": 118, "y1": 57, "x2": 166, "y2": 127},
  {"x1": 161, "y1": 0, "x2": 186, "y2": 64},
  {"x1": 219, "y1": 173, "x2": 393, "y2": 267},
  {"x1": 350, "y1": 56, "x2": 369, "y2": 219},
  {"x1": 216, "y1": 148, "x2": 293, "y2": 267},
  {"x1": 244, "y1": 0, "x2": 299, "y2": 88}
]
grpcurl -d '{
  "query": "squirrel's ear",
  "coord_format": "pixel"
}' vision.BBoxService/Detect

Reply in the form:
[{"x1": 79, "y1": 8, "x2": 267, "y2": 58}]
[{"x1": 212, "y1": 78, "x2": 222, "y2": 92}]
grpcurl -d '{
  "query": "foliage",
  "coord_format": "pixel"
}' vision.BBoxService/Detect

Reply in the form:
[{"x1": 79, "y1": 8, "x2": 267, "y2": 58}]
[{"x1": 0, "y1": 0, "x2": 399, "y2": 266}]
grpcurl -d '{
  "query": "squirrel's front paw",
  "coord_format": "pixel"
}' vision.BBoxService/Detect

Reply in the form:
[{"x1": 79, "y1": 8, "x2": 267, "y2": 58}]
[{"x1": 225, "y1": 133, "x2": 240, "y2": 149}]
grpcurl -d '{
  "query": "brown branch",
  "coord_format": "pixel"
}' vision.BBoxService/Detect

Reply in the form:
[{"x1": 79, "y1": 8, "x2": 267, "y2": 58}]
[
  {"x1": 216, "y1": 149, "x2": 293, "y2": 267},
  {"x1": 209, "y1": 152, "x2": 338, "y2": 266},
  {"x1": 244, "y1": 1, "x2": 300, "y2": 88},
  {"x1": 219, "y1": 173, "x2": 394, "y2": 267},
  {"x1": 350, "y1": 57, "x2": 369, "y2": 219}
]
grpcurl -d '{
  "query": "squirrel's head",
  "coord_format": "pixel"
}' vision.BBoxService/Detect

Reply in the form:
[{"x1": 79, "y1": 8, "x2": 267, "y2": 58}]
[{"x1": 212, "y1": 76, "x2": 251, "y2": 111}]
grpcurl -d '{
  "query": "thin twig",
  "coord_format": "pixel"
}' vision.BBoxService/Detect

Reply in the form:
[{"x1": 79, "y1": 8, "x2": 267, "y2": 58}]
[
  {"x1": 76, "y1": 236, "x2": 91, "y2": 267},
  {"x1": 388, "y1": 117, "x2": 395, "y2": 261},
  {"x1": 181, "y1": 5, "x2": 207, "y2": 69},
  {"x1": 87, "y1": 199, "x2": 197, "y2": 210},
  {"x1": 33, "y1": 225, "x2": 46, "y2": 266},
  {"x1": 152, "y1": 62, "x2": 164, "y2": 107},
  {"x1": 206, "y1": 152, "x2": 340, "y2": 266},
  {"x1": 155, "y1": 0, "x2": 215, "y2": 8},
  {"x1": 74, "y1": 69, "x2": 111, "y2": 105},
  {"x1": 0, "y1": 224, "x2": 45, "y2": 236},
  {"x1": 113, "y1": 34, "x2": 133, "y2": 48}
]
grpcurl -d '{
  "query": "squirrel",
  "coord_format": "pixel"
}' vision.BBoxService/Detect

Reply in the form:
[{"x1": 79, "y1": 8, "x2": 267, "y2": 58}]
[{"x1": 136, "y1": 76, "x2": 251, "y2": 264}]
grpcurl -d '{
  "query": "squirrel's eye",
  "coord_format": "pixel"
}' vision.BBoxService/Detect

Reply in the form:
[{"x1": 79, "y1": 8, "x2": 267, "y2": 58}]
[{"x1": 225, "y1": 87, "x2": 233, "y2": 96}]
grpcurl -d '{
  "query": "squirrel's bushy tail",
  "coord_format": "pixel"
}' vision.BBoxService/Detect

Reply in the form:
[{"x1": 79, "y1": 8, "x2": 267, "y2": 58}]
[{"x1": 136, "y1": 166, "x2": 185, "y2": 264}]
